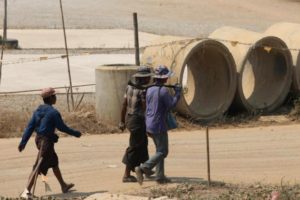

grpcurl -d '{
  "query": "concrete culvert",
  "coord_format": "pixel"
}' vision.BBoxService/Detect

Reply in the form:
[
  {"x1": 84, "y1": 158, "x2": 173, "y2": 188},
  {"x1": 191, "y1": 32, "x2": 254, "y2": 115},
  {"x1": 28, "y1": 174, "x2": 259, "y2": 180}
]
[
  {"x1": 210, "y1": 27, "x2": 292, "y2": 113},
  {"x1": 265, "y1": 22, "x2": 300, "y2": 95},
  {"x1": 95, "y1": 65, "x2": 138, "y2": 126},
  {"x1": 142, "y1": 37, "x2": 237, "y2": 121}
]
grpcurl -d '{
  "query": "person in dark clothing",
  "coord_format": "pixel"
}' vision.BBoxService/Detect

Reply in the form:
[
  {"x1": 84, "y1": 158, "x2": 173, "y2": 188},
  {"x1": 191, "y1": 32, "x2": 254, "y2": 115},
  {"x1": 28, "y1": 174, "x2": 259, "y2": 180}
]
[
  {"x1": 119, "y1": 66, "x2": 153, "y2": 182},
  {"x1": 19, "y1": 87, "x2": 81, "y2": 198}
]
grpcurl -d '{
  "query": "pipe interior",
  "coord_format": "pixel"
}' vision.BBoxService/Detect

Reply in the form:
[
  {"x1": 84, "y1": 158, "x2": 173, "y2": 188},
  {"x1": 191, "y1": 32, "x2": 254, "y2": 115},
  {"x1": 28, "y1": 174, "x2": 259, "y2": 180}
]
[
  {"x1": 296, "y1": 52, "x2": 300, "y2": 85},
  {"x1": 183, "y1": 45, "x2": 231, "y2": 116},
  {"x1": 241, "y1": 43, "x2": 288, "y2": 109}
]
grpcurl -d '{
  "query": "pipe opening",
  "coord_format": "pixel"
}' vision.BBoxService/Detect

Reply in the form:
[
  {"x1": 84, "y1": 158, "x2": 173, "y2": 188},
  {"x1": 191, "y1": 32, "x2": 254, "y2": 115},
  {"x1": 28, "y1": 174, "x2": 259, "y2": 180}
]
[
  {"x1": 182, "y1": 44, "x2": 232, "y2": 117},
  {"x1": 296, "y1": 52, "x2": 300, "y2": 85},
  {"x1": 241, "y1": 41, "x2": 289, "y2": 109}
]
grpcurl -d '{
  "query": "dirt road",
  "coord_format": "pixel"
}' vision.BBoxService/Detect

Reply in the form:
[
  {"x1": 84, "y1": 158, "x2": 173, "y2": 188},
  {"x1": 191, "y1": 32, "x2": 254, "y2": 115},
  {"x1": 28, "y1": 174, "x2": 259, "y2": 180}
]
[
  {"x1": 1, "y1": 124, "x2": 300, "y2": 197},
  {"x1": 1, "y1": 0, "x2": 300, "y2": 36}
]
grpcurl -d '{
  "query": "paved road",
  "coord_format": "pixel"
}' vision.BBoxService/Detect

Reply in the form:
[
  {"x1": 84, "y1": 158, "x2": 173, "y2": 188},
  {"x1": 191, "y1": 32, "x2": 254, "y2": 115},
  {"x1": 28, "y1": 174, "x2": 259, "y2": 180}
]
[
  {"x1": 1, "y1": 125, "x2": 300, "y2": 197},
  {"x1": 1, "y1": 0, "x2": 300, "y2": 36}
]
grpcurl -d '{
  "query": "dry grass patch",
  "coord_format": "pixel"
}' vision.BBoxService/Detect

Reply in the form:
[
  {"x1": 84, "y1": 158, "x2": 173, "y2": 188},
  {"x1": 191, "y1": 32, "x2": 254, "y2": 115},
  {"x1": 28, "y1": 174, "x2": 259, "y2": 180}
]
[
  {"x1": 131, "y1": 182, "x2": 300, "y2": 200},
  {"x1": 0, "y1": 103, "x2": 119, "y2": 138}
]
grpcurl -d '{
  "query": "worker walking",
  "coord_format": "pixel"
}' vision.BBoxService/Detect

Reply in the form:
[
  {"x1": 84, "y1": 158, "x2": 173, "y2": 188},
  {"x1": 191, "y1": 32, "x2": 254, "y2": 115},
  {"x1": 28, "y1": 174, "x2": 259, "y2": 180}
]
[
  {"x1": 135, "y1": 65, "x2": 182, "y2": 185},
  {"x1": 120, "y1": 66, "x2": 153, "y2": 182},
  {"x1": 18, "y1": 87, "x2": 81, "y2": 198}
]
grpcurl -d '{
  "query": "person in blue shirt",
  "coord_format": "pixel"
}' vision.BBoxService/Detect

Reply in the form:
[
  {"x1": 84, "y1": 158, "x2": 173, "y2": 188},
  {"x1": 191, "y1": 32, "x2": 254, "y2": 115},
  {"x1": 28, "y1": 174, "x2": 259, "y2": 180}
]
[
  {"x1": 135, "y1": 65, "x2": 182, "y2": 185},
  {"x1": 19, "y1": 87, "x2": 81, "y2": 198}
]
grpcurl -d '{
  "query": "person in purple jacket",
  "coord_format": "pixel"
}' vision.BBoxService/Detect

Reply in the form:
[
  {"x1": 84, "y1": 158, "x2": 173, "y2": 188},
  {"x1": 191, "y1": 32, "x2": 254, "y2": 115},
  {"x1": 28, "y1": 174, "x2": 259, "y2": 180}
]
[
  {"x1": 135, "y1": 65, "x2": 182, "y2": 185},
  {"x1": 18, "y1": 88, "x2": 81, "y2": 198}
]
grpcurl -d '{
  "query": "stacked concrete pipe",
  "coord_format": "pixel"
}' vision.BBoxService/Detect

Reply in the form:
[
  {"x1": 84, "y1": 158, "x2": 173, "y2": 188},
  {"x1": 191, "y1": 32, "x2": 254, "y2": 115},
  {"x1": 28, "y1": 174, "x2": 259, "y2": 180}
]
[
  {"x1": 95, "y1": 65, "x2": 138, "y2": 126},
  {"x1": 265, "y1": 22, "x2": 300, "y2": 95},
  {"x1": 141, "y1": 37, "x2": 237, "y2": 121},
  {"x1": 210, "y1": 27, "x2": 293, "y2": 113}
]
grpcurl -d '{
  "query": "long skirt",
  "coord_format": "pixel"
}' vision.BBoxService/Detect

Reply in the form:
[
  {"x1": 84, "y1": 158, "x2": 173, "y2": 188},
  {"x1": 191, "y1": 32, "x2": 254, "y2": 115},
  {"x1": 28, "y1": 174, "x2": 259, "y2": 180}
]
[
  {"x1": 122, "y1": 114, "x2": 149, "y2": 171},
  {"x1": 33, "y1": 134, "x2": 59, "y2": 175}
]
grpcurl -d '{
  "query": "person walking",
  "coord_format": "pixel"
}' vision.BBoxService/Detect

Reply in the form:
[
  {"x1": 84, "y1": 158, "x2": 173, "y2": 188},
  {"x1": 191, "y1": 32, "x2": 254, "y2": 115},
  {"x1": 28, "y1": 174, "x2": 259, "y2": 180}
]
[
  {"x1": 119, "y1": 66, "x2": 153, "y2": 182},
  {"x1": 18, "y1": 87, "x2": 81, "y2": 198},
  {"x1": 135, "y1": 65, "x2": 182, "y2": 185}
]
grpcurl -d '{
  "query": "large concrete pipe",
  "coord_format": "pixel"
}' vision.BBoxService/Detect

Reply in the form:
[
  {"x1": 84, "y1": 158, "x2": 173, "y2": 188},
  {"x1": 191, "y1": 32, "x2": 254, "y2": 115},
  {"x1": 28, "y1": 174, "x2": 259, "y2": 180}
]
[
  {"x1": 141, "y1": 38, "x2": 237, "y2": 121},
  {"x1": 95, "y1": 65, "x2": 137, "y2": 126},
  {"x1": 209, "y1": 27, "x2": 292, "y2": 113},
  {"x1": 265, "y1": 22, "x2": 300, "y2": 95}
]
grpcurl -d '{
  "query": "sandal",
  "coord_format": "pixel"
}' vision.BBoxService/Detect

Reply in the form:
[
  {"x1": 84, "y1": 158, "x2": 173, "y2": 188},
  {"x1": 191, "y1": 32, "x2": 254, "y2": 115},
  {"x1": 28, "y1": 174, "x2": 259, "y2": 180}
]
[
  {"x1": 62, "y1": 183, "x2": 75, "y2": 193},
  {"x1": 122, "y1": 175, "x2": 137, "y2": 183},
  {"x1": 20, "y1": 188, "x2": 34, "y2": 199}
]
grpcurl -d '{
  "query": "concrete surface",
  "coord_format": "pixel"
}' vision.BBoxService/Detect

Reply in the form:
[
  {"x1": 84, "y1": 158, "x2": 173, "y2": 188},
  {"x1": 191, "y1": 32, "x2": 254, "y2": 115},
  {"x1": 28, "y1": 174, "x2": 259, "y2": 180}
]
[
  {"x1": 95, "y1": 65, "x2": 137, "y2": 126},
  {"x1": 142, "y1": 39, "x2": 237, "y2": 120},
  {"x1": 1, "y1": 125, "x2": 300, "y2": 197},
  {"x1": 210, "y1": 27, "x2": 292, "y2": 113},
  {"x1": 0, "y1": 29, "x2": 162, "y2": 49},
  {"x1": 265, "y1": 22, "x2": 300, "y2": 95},
  {"x1": 0, "y1": 54, "x2": 134, "y2": 93},
  {"x1": 1, "y1": 0, "x2": 300, "y2": 36}
]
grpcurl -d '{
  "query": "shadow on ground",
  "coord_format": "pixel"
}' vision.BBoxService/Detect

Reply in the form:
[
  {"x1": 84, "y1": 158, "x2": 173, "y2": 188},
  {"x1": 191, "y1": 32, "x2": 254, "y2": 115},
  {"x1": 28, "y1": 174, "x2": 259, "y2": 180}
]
[
  {"x1": 42, "y1": 190, "x2": 107, "y2": 199},
  {"x1": 168, "y1": 177, "x2": 225, "y2": 186},
  {"x1": 144, "y1": 176, "x2": 224, "y2": 185}
]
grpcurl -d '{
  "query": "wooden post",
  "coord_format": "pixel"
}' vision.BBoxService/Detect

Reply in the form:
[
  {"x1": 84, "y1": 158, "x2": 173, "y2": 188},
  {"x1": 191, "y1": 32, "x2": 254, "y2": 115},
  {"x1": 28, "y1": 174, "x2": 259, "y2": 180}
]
[
  {"x1": 31, "y1": 141, "x2": 44, "y2": 196},
  {"x1": 59, "y1": 0, "x2": 74, "y2": 110},
  {"x1": 3, "y1": 0, "x2": 7, "y2": 40},
  {"x1": 133, "y1": 12, "x2": 140, "y2": 66},
  {"x1": 206, "y1": 126, "x2": 211, "y2": 186}
]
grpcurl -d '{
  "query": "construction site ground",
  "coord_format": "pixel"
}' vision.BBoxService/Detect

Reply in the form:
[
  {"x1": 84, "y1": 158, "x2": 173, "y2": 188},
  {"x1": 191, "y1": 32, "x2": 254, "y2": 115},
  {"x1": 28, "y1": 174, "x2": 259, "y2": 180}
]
[
  {"x1": 1, "y1": 125, "x2": 300, "y2": 197},
  {"x1": 2, "y1": 0, "x2": 300, "y2": 198}
]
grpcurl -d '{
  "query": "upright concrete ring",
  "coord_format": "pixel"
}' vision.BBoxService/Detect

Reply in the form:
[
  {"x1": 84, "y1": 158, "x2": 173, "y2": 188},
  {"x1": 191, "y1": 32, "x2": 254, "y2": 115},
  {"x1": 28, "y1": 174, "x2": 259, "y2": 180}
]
[
  {"x1": 142, "y1": 38, "x2": 237, "y2": 121},
  {"x1": 265, "y1": 22, "x2": 300, "y2": 95},
  {"x1": 210, "y1": 27, "x2": 292, "y2": 113},
  {"x1": 95, "y1": 65, "x2": 138, "y2": 126}
]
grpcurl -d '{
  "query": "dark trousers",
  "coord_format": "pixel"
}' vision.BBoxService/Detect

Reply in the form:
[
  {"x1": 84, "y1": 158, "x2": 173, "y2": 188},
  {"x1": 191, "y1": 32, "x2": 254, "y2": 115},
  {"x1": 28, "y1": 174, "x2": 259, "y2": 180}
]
[{"x1": 122, "y1": 114, "x2": 149, "y2": 171}]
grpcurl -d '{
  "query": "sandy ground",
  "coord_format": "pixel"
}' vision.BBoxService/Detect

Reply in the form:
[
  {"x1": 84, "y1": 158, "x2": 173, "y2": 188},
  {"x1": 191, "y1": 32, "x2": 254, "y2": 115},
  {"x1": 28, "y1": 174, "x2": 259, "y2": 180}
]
[
  {"x1": 1, "y1": 0, "x2": 300, "y2": 36},
  {"x1": 1, "y1": 125, "x2": 300, "y2": 197},
  {"x1": 1, "y1": 1, "x2": 300, "y2": 198}
]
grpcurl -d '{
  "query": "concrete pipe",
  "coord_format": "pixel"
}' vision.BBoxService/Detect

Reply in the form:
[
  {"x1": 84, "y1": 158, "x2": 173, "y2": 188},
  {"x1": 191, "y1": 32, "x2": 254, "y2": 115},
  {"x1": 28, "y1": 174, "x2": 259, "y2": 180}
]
[
  {"x1": 95, "y1": 65, "x2": 138, "y2": 126},
  {"x1": 209, "y1": 26, "x2": 292, "y2": 113},
  {"x1": 142, "y1": 38, "x2": 237, "y2": 121},
  {"x1": 265, "y1": 22, "x2": 300, "y2": 95}
]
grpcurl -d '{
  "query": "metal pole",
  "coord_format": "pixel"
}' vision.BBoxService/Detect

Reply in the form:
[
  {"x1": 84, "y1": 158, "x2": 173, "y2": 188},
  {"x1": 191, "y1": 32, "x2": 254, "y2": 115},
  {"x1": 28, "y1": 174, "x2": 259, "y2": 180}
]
[
  {"x1": 133, "y1": 12, "x2": 140, "y2": 66},
  {"x1": 0, "y1": 0, "x2": 6, "y2": 84},
  {"x1": 206, "y1": 126, "x2": 211, "y2": 186},
  {"x1": 59, "y1": 0, "x2": 74, "y2": 109},
  {"x1": 3, "y1": 0, "x2": 7, "y2": 40},
  {"x1": 0, "y1": 41, "x2": 3, "y2": 84}
]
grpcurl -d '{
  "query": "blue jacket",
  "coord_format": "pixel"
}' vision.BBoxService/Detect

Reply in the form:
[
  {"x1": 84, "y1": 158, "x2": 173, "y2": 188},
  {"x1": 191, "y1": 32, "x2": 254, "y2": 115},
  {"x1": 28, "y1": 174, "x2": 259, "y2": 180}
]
[
  {"x1": 145, "y1": 86, "x2": 180, "y2": 134},
  {"x1": 20, "y1": 104, "x2": 81, "y2": 146}
]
